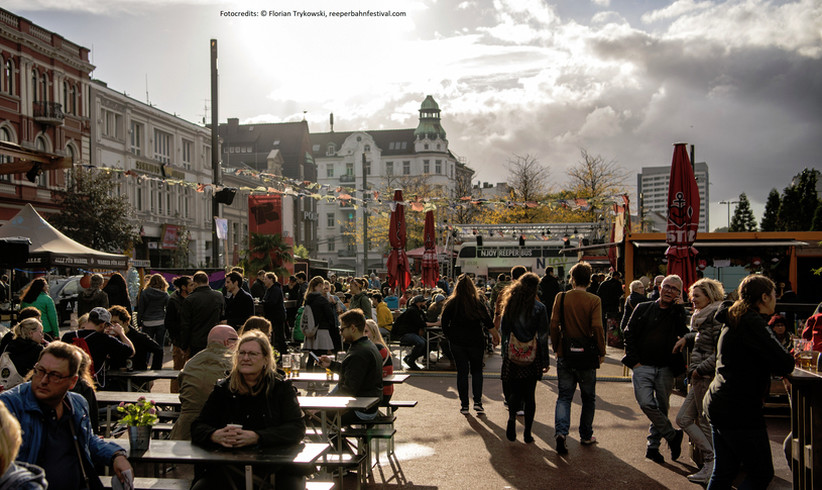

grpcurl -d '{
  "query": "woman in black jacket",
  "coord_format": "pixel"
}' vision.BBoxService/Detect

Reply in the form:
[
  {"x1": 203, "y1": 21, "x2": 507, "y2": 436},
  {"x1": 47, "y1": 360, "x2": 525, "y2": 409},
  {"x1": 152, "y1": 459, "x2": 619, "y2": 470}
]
[
  {"x1": 704, "y1": 275, "x2": 794, "y2": 489},
  {"x1": 191, "y1": 330, "x2": 305, "y2": 489},
  {"x1": 441, "y1": 274, "x2": 493, "y2": 415},
  {"x1": 1, "y1": 319, "x2": 46, "y2": 386}
]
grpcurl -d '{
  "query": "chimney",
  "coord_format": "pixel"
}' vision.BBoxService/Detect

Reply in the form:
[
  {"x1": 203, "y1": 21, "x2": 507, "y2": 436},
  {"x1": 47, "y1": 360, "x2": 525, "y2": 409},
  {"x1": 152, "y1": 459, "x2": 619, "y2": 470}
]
[{"x1": 330, "y1": 113, "x2": 334, "y2": 133}]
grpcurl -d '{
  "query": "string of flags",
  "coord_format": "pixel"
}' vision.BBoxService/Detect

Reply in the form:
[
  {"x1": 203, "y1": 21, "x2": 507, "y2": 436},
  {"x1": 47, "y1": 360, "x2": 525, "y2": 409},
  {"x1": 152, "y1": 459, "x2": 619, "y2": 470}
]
[{"x1": 85, "y1": 164, "x2": 629, "y2": 216}]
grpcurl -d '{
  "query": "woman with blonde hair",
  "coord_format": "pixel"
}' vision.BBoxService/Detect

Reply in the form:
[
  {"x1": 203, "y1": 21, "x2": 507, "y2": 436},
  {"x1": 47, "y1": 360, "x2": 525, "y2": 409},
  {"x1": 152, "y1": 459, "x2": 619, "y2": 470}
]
[
  {"x1": 137, "y1": 273, "x2": 170, "y2": 347},
  {"x1": 0, "y1": 402, "x2": 47, "y2": 489},
  {"x1": 191, "y1": 330, "x2": 305, "y2": 489},
  {"x1": 704, "y1": 275, "x2": 795, "y2": 489},
  {"x1": 364, "y1": 319, "x2": 394, "y2": 404},
  {"x1": 672, "y1": 278, "x2": 725, "y2": 483},
  {"x1": 0, "y1": 319, "x2": 46, "y2": 390}
]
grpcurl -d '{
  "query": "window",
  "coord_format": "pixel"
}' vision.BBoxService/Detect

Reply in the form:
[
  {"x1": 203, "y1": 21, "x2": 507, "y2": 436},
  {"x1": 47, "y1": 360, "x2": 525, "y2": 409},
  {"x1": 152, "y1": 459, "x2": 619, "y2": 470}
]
[
  {"x1": 154, "y1": 129, "x2": 172, "y2": 164},
  {"x1": 326, "y1": 164, "x2": 334, "y2": 178},
  {"x1": 327, "y1": 213, "x2": 335, "y2": 227},
  {"x1": 157, "y1": 184, "x2": 164, "y2": 215},
  {"x1": 435, "y1": 160, "x2": 442, "y2": 174},
  {"x1": 401, "y1": 142, "x2": 407, "y2": 149},
  {"x1": 424, "y1": 143, "x2": 429, "y2": 150},
  {"x1": 364, "y1": 144, "x2": 370, "y2": 152},
  {"x1": 69, "y1": 85, "x2": 76, "y2": 115},
  {"x1": 130, "y1": 121, "x2": 143, "y2": 156},
  {"x1": 35, "y1": 136, "x2": 49, "y2": 187},
  {"x1": 31, "y1": 69, "x2": 37, "y2": 101},
  {"x1": 40, "y1": 74, "x2": 47, "y2": 102},
  {"x1": 182, "y1": 139, "x2": 193, "y2": 169},
  {"x1": 184, "y1": 188, "x2": 190, "y2": 217},
  {"x1": 0, "y1": 127, "x2": 11, "y2": 181},
  {"x1": 403, "y1": 161, "x2": 410, "y2": 175},
  {"x1": 102, "y1": 108, "x2": 123, "y2": 139},
  {"x1": 423, "y1": 160, "x2": 430, "y2": 174},
  {"x1": 3, "y1": 59, "x2": 12, "y2": 95},
  {"x1": 345, "y1": 162, "x2": 353, "y2": 176},
  {"x1": 62, "y1": 81, "x2": 68, "y2": 112},
  {"x1": 136, "y1": 186, "x2": 143, "y2": 211},
  {"x1": 386, "y1": 161, "x2": 393, "y2": 175},
  {"x1": 326, "y1": 143, "x2": 336, "y2": 156},
  {"x1": 388, "y1": 142, "x2": 394, "y2": 150},
  {"x1": 328, "y1": 237, "x2": 335, "y2": 252},
  {"x1": 365, "y1": 160, "x2": 371, "y2": 175},
  {"x1": 312, "y1": 144, "x2": 320, "y2": 152}
]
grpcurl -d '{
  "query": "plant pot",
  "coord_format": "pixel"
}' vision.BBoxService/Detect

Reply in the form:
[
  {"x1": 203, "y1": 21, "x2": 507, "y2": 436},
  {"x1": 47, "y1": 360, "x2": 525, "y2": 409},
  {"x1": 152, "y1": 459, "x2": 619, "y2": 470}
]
[{"x1": 127, "y1": 425, "x2": 152, "y2": 452}]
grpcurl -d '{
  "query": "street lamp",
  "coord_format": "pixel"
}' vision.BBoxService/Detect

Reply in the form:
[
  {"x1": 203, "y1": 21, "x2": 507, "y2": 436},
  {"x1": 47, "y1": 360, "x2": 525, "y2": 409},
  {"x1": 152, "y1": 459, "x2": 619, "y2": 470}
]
[{"x1": 719, "y1": 200, "x2": 739, "y2": 228}]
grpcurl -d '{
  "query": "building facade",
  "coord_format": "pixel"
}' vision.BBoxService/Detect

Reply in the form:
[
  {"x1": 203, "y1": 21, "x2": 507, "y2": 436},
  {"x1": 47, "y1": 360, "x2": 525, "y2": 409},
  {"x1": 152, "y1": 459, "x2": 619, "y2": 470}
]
[
  {"x1": 637, "y1": 161, "x2": 709, "y2": 233},
  {"x1": 310, "y1": 96, "x2": 474, "y2": 274},
  {"x1": 89, "y1": 80, "x2": 247, "y2": 268},
  {"x1": 0, "y1": 7, "x2": 92, "y2": 220},
  {"x1": 218, "y1": 119, "x2": 317, "y2": 254}
]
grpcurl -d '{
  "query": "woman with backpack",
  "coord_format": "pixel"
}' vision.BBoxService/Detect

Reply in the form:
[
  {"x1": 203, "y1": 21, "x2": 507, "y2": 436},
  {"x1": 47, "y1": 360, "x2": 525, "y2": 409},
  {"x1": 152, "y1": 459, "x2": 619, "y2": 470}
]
[
  {"x1": 0, "y1": 319, "x2": 46, "y2": 390},
  {"x1": 498, "y1": 272, "x2": 550, "y2": 443},
  {"x1": 302, "y1": 276, "x2": 340, "y2": 370}
]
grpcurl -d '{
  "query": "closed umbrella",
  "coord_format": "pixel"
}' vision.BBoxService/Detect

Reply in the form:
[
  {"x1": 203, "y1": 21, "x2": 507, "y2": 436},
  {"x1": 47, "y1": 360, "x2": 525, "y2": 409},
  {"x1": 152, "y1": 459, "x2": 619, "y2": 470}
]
[
  {"x1": 665, "y1": 143, "x2": 700, "y2": 293},
  {"x1": 421, "y1": 210, "x2": 439, "y2": 288},
  {"x1": 386, "y1": 189, "x2": 411, "y2": 292}
]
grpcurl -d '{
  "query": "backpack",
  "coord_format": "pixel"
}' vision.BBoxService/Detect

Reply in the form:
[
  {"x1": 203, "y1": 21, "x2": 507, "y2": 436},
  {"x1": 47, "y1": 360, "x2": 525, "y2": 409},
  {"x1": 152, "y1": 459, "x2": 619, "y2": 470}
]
[
  {"x1": 507, "y1": 332, "x2": 537, "y2": 366},
  {"x1": 68, "y1": 331, "x2": 99, "y2": 378},
  {"x1": 300, "y1": 305, "x2": 318, "y2": 339},
  {"x1": 292, "y1": 307, "x2": 306, "y2": 342},
  {"x1": 0, "y1": 351, "x2": 25, "y2": 391}
]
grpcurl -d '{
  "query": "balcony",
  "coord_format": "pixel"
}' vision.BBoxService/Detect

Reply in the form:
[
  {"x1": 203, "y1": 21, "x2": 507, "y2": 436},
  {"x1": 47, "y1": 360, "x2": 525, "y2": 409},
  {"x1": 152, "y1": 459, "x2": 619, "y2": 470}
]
[
  {"x1": 33, "y1": 101, "x2": 65, "y2": 125},
  {"x1": 339, "y1": 174, "x2": 356, "y2": 183}
]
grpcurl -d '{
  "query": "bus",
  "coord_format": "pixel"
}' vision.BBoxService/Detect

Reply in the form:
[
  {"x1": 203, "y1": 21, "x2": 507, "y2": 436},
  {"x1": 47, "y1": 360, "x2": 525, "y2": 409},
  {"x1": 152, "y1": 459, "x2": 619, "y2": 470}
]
[{"x1": 455, "y1": 240, "x2": 583, "y2": 283}]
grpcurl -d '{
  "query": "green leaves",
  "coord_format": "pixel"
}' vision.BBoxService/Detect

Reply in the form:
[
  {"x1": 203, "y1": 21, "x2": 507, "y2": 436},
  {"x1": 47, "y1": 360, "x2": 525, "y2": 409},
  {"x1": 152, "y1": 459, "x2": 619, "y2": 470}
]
[{"x1": 116, "y1": 396, "x2": 159, "y2": 427}]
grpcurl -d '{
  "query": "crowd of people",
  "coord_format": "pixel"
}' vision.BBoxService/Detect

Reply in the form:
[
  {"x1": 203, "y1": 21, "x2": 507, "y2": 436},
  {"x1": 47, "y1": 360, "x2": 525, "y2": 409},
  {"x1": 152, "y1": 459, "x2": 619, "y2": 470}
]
[{"x1": 0, "y1": 263, "x2": 812, "y2": 489}]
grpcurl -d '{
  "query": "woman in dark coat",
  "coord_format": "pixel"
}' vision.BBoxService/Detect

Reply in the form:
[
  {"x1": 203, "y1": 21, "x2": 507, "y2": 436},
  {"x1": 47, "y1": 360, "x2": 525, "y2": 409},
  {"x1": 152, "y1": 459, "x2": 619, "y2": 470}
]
[
  {"x1": 302, "y1": 276, "x2": 341, "y2": 369},
  {"x1": 704, "y1": 275, "x2": 794, "y2": 489},
  {"x1": 191, "y1": 330, "x2": 305, "y2": 489},
  {"x1": 441, "y1": 274, "x2": 493, "y2": 415},
  {"x1": 498, "y1": 273, "x2": 550, "y2": 443},
  {"x1": 1, "y1": 319, "x2": 46, "y2": 385},
  {"x1": 103, "y1": 272, "x2": 132, "y2": 316}
]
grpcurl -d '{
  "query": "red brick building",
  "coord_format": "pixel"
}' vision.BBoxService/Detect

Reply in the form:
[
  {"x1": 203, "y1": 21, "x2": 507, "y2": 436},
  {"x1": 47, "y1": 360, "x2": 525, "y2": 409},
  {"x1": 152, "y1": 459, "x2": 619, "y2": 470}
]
[{"x1": 0, "y1": 7, "x2": 93, "y2": 220}]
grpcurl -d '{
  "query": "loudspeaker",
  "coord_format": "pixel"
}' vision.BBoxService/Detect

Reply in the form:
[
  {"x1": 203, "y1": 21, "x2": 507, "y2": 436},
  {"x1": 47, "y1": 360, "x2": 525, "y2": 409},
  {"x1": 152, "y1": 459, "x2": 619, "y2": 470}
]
[
  {"x1": 476, "y1": 235, "x2": 483, "y2": 247},
  {"x1": 214, "y1": 187, "x2": 237, "y2": 205}
]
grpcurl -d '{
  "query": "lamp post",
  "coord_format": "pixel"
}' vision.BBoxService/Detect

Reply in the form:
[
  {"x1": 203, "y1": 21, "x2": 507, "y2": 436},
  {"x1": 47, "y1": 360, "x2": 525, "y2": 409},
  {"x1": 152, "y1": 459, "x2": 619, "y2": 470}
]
[{"x1": 719, "y1": 200, "x2": 739, "y2": 228}]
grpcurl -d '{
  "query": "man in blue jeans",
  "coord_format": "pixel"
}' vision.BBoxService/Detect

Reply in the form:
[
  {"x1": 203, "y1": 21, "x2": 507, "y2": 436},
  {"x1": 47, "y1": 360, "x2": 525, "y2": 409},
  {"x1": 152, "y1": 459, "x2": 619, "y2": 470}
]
[
  {"x1": 549, "y1": 261, "x2": 605, "y2": 454},
  {"x1": 622, "y1": 274, "x2": 689, "y2": 463},
  {"x1": 391, "y1": 296, "x2": 436, "y2": 370}
]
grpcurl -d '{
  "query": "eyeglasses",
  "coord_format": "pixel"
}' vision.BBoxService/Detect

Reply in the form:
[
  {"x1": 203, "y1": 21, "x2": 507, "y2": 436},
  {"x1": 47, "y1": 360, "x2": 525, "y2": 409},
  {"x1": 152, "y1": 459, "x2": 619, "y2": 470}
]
[
  {"x1": 238, "y1": 350, "x2": 262, "y2": 358},
  {"x1": 661, "y1": 284, "x2": 682, "y2": 294},
  {"x1": 340, "y1": 325, "x2": 352, "y2": 332},
  {"x1": 32, "y1": 365, "x2": 72, "y2": 383}
]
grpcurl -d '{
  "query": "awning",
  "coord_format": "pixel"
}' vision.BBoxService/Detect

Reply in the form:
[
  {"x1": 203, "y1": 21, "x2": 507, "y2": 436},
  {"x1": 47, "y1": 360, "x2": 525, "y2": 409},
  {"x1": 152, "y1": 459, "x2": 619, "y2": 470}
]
[{"x1": 633, "y1": 240, "x2": 809, "y2": 248}]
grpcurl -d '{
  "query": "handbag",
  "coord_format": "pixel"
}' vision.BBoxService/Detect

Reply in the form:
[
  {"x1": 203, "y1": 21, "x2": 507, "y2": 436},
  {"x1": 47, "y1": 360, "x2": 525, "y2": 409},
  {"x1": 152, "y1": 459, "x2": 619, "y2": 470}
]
[
  {"x1": 507, "y1": 332, "x2": 537, "y2": 366},
  {"x1": 559, "y1": 292, "x2": 600, "y2": 370}
]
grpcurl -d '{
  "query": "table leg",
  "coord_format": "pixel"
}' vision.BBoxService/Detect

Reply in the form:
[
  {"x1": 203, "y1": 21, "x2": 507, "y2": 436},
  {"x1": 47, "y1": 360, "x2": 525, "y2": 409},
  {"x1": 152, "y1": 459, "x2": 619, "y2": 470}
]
[
  {"x1": 106, "y1": 406, "x2": 112, "y2": 437},
  {"x1": 244, "y1": 465, "x2": 252, "y2": 490},
  {"x1": 126, "y1": 378, "x2": 132, "y2": 392},
  {"x1": 425, "y1": 330, "x2": 431, "y2": 369}
]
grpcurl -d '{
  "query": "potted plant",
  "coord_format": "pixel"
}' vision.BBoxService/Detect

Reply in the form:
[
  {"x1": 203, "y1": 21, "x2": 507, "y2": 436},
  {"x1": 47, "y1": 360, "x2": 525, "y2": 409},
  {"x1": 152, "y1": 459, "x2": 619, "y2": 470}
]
[{"x1": 117, "y1": 396, "x2": 158, "y2": 451}]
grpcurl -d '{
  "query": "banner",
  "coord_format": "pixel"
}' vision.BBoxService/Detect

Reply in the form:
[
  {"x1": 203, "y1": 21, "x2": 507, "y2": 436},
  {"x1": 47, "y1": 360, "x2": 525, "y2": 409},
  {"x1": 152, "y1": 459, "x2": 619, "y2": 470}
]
[
  {"x1": 215, "y1": 218, "x2": 228, "y2": 240},
  {"x1": 248, "y1": 195, "x2": 282, "y2": 236},
  {"x1": 160, "y1": 224, "x2": 179, "y2": 250}
]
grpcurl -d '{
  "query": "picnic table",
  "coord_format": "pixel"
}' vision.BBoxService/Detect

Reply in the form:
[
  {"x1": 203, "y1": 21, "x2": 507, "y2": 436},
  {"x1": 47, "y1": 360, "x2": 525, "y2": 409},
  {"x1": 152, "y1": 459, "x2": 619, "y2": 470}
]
[
  {"x1": 97, "y1": 392, "x2": 182, "y2": 437},
  {"x1": 105, "y1": 438, "x2": 329, "y2": 490},
  {"x1": 106, "y1": 369, "x2": 180, "y2": 391}
]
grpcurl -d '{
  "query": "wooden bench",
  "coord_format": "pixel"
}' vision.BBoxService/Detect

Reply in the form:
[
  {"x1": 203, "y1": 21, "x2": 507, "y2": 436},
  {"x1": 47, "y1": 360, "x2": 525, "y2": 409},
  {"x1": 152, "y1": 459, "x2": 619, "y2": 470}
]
[{"x1": 103, "y1": 477, "x2": 188, "y2": 490}]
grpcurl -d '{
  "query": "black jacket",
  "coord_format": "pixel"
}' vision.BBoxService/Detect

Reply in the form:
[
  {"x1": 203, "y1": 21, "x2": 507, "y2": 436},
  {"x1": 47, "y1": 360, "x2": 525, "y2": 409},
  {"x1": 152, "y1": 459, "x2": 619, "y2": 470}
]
[
  {"x1": 191, "y1": 377, "x2": 305, "y2": 449},
  {"x1": 538, "y1": 275, "x2": 561, "y2": 310},
  {"x1": 305, "y1": 291, "x2": 342, "y2": 351},
  {"x1": 622, "y1": 300, "x2": 688, "y2": 368},
  {"x1": 180, "y1": 286, "x2": 226, "y2": 356},
  {"x1": 705, "y1": 305, "x2": 795, "y2": 429},
  {"x1": 225, "y1": 288, "x2": 254, "y2": 329},
  {"x1": 392, "y1": 305, "x2": 427, "y2": 338},
  {"x1": 620, "y1": 292, "x2": 652, "y2": 332},
  {"x1": 164, "y1": 291, "x2": 185, "y2": 346},
  {"x1": 441, "y1": 299, "x2": 492, "y2": 349},
  {"x1": 329, "y1": 336, "x2": 383, "y2": 413},
  {"x1": 2, "y1": 337, "x2": 43, "y2": 377},
  {"x1": 262, "y1": 284, "x2": 286, "y2": 327}
]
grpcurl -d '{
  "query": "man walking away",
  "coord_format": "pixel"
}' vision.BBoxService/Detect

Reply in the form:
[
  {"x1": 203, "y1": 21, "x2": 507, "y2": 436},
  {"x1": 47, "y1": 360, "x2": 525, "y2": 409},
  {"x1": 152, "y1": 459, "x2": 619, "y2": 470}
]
[
  {"x1": 180, "y1": 272, "x2": 225, "y2": 359},
  {"x1": 77, "y1": 274, "x2": 109, "y2": 317},
  {"x1": 539, "y1": 267, "x2": 561, "y2": 315},
  {"x1": 550, "y1": 262, "x2": 604, "y2": 454},
  {"x1": 622, "y1": 274, "x2": 689, "y2": 463}
]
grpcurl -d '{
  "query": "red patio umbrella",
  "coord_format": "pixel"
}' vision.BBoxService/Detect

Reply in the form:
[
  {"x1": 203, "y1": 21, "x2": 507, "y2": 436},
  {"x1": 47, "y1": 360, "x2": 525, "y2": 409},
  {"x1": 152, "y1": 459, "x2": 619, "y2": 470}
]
[
  {"x1": 386, "y1": 189, "x2": 411, "y2": 292},
  {"x1": 665, "y1": 143, "x2": 700, "y2": 293},
  {"x1": 421, "y1": 210, "x2": 439, "y2": 288}
]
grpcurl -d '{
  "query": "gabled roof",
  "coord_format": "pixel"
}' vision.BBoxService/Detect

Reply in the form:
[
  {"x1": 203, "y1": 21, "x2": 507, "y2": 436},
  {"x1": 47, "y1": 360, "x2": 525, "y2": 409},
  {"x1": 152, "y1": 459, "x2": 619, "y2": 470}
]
[
  {"x1": 218, "y1": 119, "x2": 310, "y2": 177},
  {"x1": 310, "y1": 129, "x2": 418, "y2": 158}
]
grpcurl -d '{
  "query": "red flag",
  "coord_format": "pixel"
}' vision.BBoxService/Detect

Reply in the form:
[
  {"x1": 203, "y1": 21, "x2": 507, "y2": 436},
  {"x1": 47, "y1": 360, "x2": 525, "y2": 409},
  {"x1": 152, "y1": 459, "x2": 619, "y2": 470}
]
[{"x1": 665, "y1": 143, "x2": 700, "y2": 292}]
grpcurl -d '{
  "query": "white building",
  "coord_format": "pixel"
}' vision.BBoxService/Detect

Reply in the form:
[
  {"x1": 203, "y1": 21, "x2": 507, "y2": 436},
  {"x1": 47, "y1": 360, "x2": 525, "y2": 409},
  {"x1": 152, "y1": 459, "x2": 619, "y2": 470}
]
[
  {"x1": 310, "y1": 96, "x2": 474, "y2": 274},
  {"x1": 89, "y1": 80, "x2": 249, "y2": 268},
  {"x1": 637, "y1": 161, "x2": 709, "y2": 233}
]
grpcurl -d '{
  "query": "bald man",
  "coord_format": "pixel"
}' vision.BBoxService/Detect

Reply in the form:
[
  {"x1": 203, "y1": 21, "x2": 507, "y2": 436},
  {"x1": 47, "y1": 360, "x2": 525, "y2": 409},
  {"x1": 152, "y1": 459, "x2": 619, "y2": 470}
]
[{"x1": 170, "y1": 325, "x2": 238, "y2": 440}]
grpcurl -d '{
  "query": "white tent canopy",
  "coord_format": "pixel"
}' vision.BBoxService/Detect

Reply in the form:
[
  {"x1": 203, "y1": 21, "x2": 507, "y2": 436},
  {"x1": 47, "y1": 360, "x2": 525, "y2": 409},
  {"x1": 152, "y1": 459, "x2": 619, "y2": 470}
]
[{"x1": 0, "y1": 204, "x2": 128, "y2": 269}]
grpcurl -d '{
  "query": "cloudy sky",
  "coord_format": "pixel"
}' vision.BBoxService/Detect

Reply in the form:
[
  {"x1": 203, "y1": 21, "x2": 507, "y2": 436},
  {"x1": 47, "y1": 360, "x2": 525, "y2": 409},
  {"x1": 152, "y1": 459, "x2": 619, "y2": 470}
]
[{"x1": 10, "y1": 0, "x2": 822, "y2": 230}]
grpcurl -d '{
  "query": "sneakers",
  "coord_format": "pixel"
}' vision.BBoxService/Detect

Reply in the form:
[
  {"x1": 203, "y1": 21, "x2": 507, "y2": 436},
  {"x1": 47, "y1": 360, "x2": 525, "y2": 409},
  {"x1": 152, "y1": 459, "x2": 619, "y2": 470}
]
[
  {"x1": 555, "y1": 434, "x2": 568, "y2": 454},
  {"x1": 645, "y1": 447, "x2": 664, "y2": 464},
  {"x1": 403, "y1": 356, "x2": 420, "y2": 371},
  {"x1": 516, "y1": 410, "x2": 525, "y2": 416},
  {"x1": 580, "y1": 436, "x2": 598, "y2": 445},
  {"x1": 687, "y1": 462, "x2": 714, "y2": 484},
  {"x1": 473, "y1": 403, "x2": 485, "y2": 414},
  {"x1": 669, "y1": 429, "x2": 684, "y2": 460},
  {"x1": 460, "y1": 406, "x2": 470, "y2": 415}
]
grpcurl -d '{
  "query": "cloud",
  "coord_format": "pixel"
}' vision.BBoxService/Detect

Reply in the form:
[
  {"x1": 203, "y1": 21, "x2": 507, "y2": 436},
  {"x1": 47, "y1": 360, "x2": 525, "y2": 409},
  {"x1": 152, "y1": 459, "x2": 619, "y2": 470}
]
[
  {"x1": 641, "y1": 0, "x2": 712, "y2": 24},
  {"x1": 591, "y1": 0, "x2": 610, "y2": 6}
]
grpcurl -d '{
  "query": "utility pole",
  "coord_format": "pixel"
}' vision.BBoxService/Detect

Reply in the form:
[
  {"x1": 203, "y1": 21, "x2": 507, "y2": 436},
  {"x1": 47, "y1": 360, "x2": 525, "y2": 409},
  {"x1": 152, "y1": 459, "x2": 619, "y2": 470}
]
[
  {"x1": 719, "y1": 200, "x2": 739, "y2": 228},
  {"x1": 210, "y1": 39, "x2": 220, "y2": 267},
  {"x1": 362, "y1": 152, "x2": 368, "y2": 276}
]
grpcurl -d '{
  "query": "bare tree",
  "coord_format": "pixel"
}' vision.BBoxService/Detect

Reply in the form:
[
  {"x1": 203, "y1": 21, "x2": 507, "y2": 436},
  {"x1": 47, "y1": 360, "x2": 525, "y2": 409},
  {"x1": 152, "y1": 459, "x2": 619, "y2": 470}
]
[
  {"x1": 506, "y1": 153, "x2": 550, "y2": 202},
  {"x1": 567, "y1": 148, "x2": 628, "y2": 213}
]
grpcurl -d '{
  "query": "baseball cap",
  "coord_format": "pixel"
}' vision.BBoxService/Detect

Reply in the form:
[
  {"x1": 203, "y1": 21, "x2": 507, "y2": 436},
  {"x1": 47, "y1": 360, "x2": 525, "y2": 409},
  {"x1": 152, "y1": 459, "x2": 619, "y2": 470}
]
[
  {"x1": 434, "y1": 294, "x2": 445, "y2": 303},
  {"x1": 89, "y1": 306, "x2": 112, "y2": 324}
]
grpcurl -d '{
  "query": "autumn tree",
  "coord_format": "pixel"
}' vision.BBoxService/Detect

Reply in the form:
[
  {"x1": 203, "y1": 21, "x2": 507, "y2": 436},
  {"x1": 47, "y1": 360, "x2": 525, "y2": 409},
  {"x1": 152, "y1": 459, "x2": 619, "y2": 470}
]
[
  {"x1": 51, "y1": 168, "x2": 138, "y2": 253},
  {"x1": 729, "y1": 193, "x2": 757, "y2": 232},
  {"x1": 566, "y1": 148, "x2": 628, "y2": 220},
  {"x1": 760, "y1": 188, "x2": 781, "y2": 231},
  {"x1": 504, "y1": 154, "x2": 550, "y2": 222}
]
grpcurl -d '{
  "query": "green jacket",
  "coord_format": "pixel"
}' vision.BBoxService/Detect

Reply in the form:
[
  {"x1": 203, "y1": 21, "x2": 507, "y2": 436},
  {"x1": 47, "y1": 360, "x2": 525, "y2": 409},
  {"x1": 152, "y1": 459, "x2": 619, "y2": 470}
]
[
  {"x1": 20, "y1": 292, "x2": 59, "y2": 338},
  {"x1": 350, "y1": 292, "x2": 373, "y2": 319}
]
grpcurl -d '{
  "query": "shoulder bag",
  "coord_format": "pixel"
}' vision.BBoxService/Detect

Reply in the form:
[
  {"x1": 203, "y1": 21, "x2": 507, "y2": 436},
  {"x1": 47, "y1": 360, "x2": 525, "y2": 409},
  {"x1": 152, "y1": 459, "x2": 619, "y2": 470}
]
[{"x1": 559, "y1": 292, "x2": 600, "y2": 370}]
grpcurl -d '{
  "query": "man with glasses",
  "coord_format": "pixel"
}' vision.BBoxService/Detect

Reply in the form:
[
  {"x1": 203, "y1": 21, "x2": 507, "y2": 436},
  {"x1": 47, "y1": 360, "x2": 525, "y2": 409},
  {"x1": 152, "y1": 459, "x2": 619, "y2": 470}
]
[
  {"x1": 171, "y1": 325, "x2": 238, "y2": 441},
  {"x1": 1, "y1": 341, "x2": 133, "y2": 488},
  {"x1": 622, "y1": 275, "x2": 689, "y2": 463},
  {"x1": 318, "y1": 309, "x2": 383, "y2": 425}
]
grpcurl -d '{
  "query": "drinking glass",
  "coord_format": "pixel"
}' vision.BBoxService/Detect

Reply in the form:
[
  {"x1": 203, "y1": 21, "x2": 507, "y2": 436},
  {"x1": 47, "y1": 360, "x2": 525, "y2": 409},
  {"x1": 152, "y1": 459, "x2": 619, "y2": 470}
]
[
  {"x1": 282, "y1": 353, "x2": 292, "y2": 378},
  {"x1": 290, "y1": 353, "x2": 301, "y2": 376}
]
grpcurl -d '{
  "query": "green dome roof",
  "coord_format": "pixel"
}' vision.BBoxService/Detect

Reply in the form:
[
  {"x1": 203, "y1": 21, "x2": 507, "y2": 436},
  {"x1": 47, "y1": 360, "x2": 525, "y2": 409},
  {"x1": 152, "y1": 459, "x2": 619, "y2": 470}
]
[
  {"x1": 415, "y1": 96, "x2": 446, "y2": 140},
  {"x1": 420, "y1": 95, "x2": 439, "y2": 111}
]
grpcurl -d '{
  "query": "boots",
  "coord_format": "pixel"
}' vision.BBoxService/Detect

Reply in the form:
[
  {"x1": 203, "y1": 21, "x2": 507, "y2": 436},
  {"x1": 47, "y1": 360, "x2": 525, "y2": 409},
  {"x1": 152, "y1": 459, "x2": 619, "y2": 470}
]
[{"x1": 687, "y1": 460, "x2": 714, "y2": 484}]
